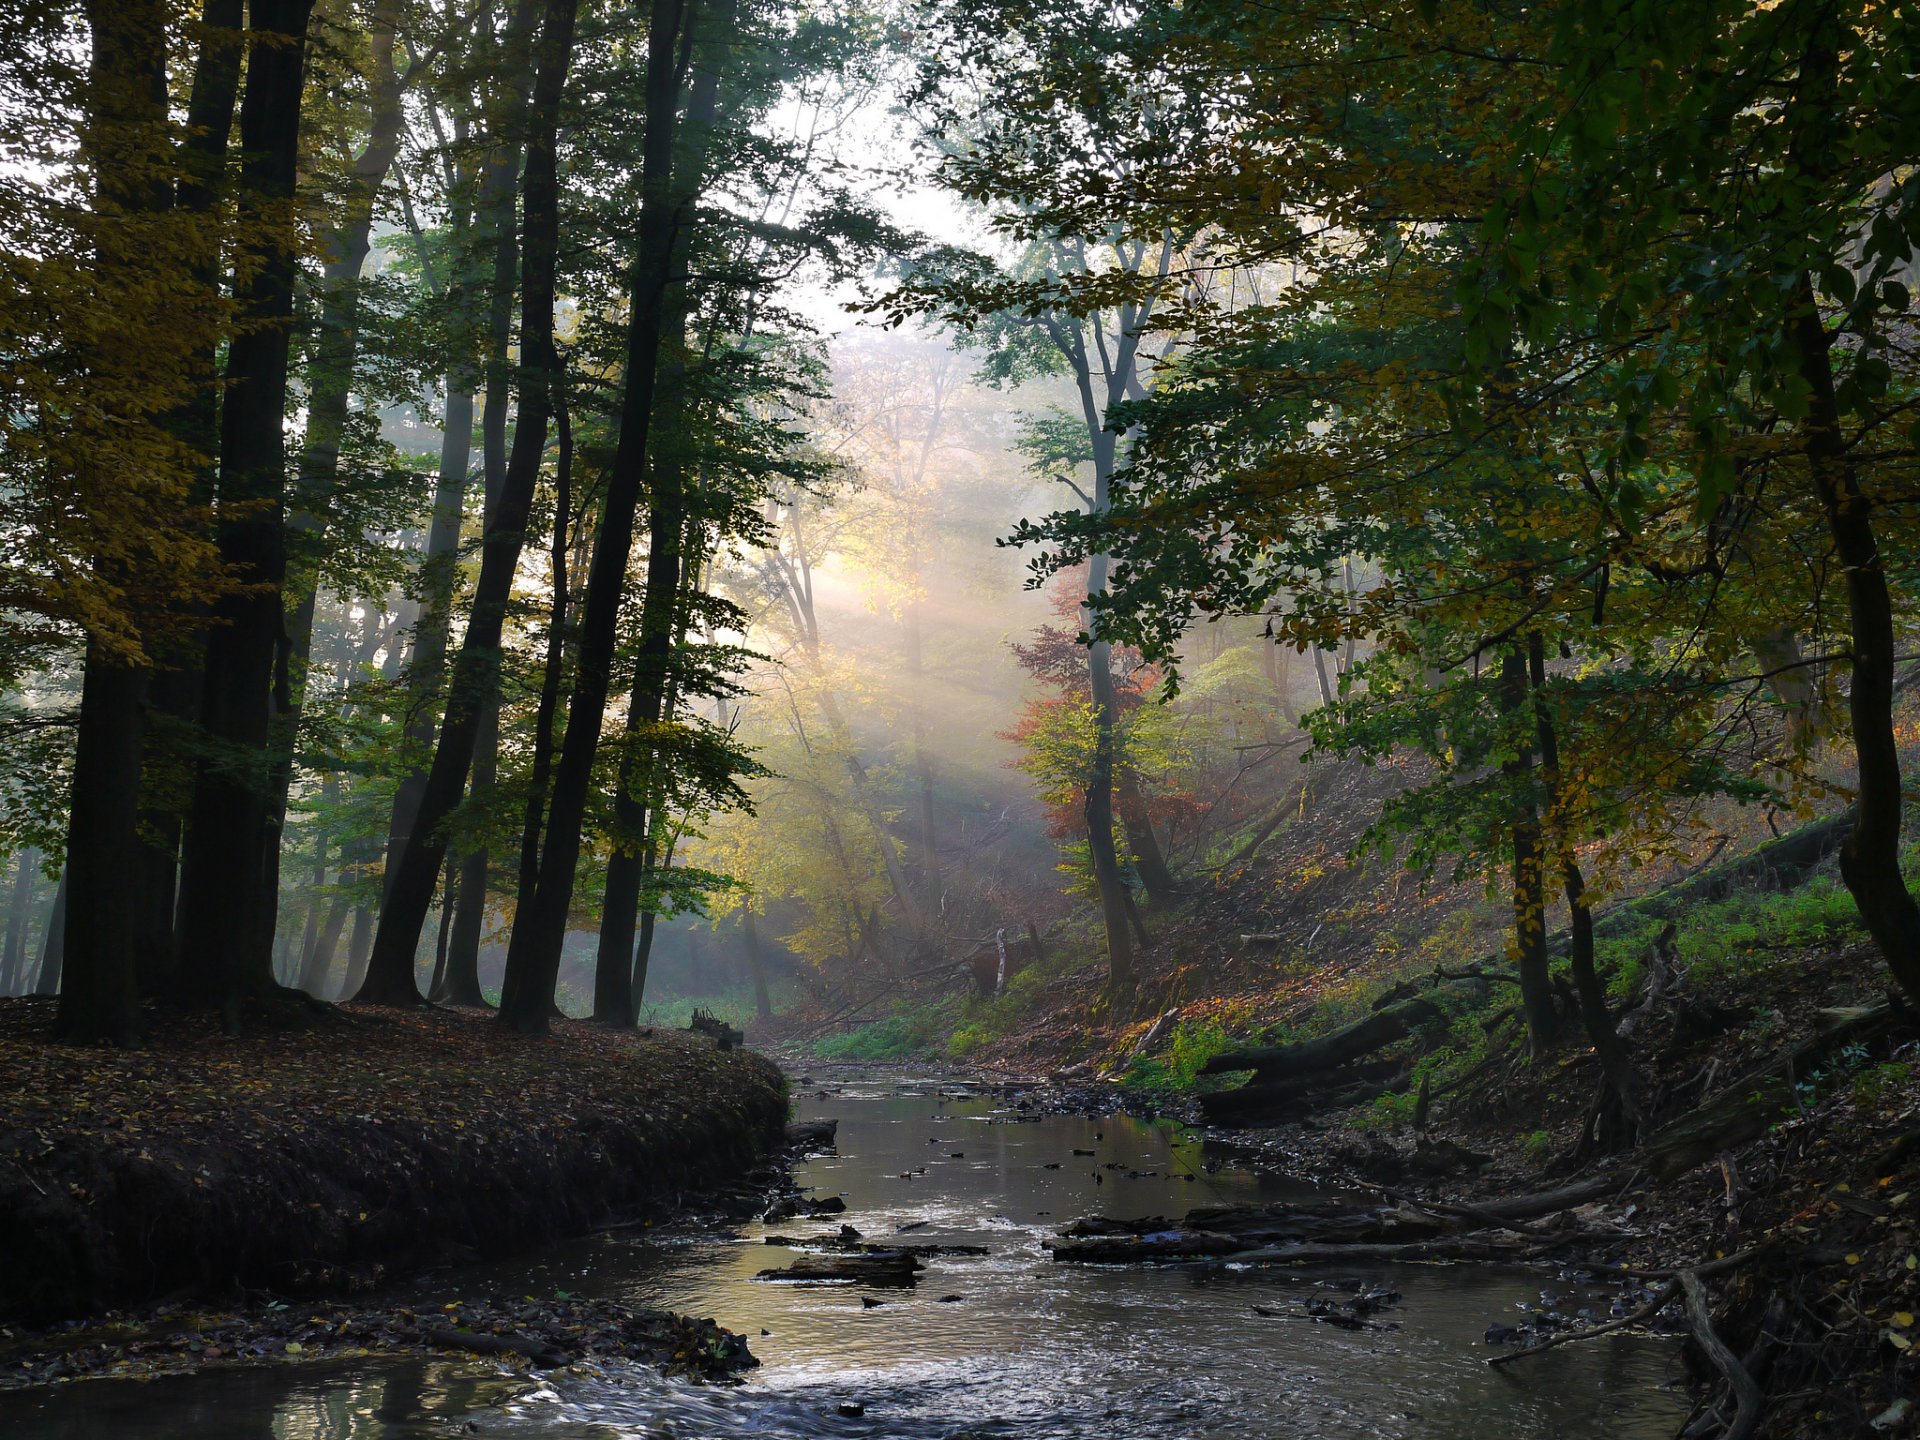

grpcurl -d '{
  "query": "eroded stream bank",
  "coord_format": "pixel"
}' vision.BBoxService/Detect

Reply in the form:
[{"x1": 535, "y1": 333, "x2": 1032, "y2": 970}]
[{"x1": 0, "y1": 1070, "x2": 1690, "y2": 1438}]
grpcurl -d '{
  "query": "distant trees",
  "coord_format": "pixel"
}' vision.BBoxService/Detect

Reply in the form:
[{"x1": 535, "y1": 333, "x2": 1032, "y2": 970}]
[{"x1": 891, "y1": 0, "x2": 1920, "y2": 1066}]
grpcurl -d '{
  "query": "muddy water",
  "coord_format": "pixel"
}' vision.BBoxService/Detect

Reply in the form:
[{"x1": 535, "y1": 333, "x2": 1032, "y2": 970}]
[{"x1": 0, "y1": 1074, "x2": 1691, "y2": 1438}]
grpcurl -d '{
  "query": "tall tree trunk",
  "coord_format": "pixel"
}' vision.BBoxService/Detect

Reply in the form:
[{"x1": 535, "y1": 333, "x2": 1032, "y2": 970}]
[
  {"x1": 132, "y1": 0, "x2": 247, "y2": 997},
  {"x1": 591, "y1": 6, "x2": 733, "y2": 1025},
  {"x1": 59, "y1": 0, "x2": 173, "y2": 1044},
  {"x1": 514, "y1": 400, "x2": 572, "y2": 918},
  {"x1": 499, "y1": 0, "x2": 694, "y2": 1033},
  {"x1": 1116, "y1": 767, "x2": 1175, "y2": 908},
  {"x1": 298, "y1": 895, "x2": 351, "y2": 998},
  {"x1": 743, "y1": 902, "x2": 772, "y2": 1020},
  {"x1": 1, "y1": 850, "x2": 37, "y2": 995},
  {"x1": 264, "y1": 0, "x2": 406, "y2": 964},
  {"x1": 34, "y1": 872, "x2": 68, "y2": 997},
  {"x1": 386, "y1": 388, "x2": 478, "y2": 905},
  {"x1": 905, "y1": 604, "x2": 939, "y2": 899},
  {"x1": 174, "y1": 0, "x2": 316, "y2": 1012},
  {"x1": 359, "y1": 0, "x2": 576, "y2": 1005},
  {"x1": 1790, "y1": 278, "x2": 1920, "y2": 1004},
  {"x1": 1528, "y1": 635, "x2": 1638, "y2": 1132},
  {"x1": 444, "y1": 0, "x2": 544, "y2": 987},
  {"x1": 1500, "y1": 646, "x2": 1556, "y2": 1057},
  {"x1": 1085, "y1": 630, "x2": 1134, "y2": 990}
]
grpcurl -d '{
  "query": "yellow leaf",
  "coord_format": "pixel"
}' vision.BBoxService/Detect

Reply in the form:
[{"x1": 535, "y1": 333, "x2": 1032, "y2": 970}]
[
  {"x1": 1895, "y1": 1313, "x2": 1915, "y2": 1328},
  {"x1": 1889, "y1": 1330, "x2": 1912, "y2": 1352},
  {"x1": 1847, "y1": 1253, "x2": 1862, "y2": 1265},
  {"x1": 285, "y1": 1342, "x2": 302, "y2": 1354}
]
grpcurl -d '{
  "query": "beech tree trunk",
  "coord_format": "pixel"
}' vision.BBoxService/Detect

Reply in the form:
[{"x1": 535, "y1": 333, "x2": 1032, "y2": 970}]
[
  {"x1": 174, "y1": 0, "x2": 316, "y2": 1011},
  {"x1": 500, "y1": 0, "x2": 695, "y2": 1033},
  {"x1": 515, "y1": 400, "x2": 572, "y2": 931},
  {"x1": 33, "y1": 872, "x2": 67, "y2": 997},
  {"x1": 358, "y1": 0, "x2": 575, "y2": 1006},
  {"x1": 130, "y1": 0, "x2": 246, "y2": 997},
  {"x1": 59, "y1": 0, "x2": 173, "y2": 1044},
  {"x1": 1, "y1": 850, "x2": 37, "y2": 995},
  {"x1": 744, "y1": 903, "x2": 773, "y2": 1020}
]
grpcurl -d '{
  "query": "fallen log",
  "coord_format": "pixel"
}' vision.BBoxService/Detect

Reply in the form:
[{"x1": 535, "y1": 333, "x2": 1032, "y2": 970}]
[
  {"x1": 1053, "y1": 1201, "x2": 1457, "y2": 1262},
  {"x1": 1196, "y1": 1060, "x2": 1406, "y2": 1125},
  {"x1": 1468, "y1": 1173, "x2": 1627, "y2": 1221},
  {"x1": 1047, "y1": 1230, "x2": 1244, "y2": 1263},
  {"x1": 1641, "y1": 1002, "x2": 1900, "y2": 1180},
  {"x1": 755, "y1": 1252, "x2": 923, "y2": 1287},
  {"x1": 1200, "y1": 997, "x2": 1440, "y2": 1081},
  {"x1": 1217, "y1": 1236, "x2": 1534, "y2": 1266}
]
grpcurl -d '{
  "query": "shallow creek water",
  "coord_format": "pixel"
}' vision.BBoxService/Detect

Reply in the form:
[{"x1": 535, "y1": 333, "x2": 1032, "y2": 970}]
[{"x1": 2, "y1": 1073, "x2": 1692, "y2": 1438}]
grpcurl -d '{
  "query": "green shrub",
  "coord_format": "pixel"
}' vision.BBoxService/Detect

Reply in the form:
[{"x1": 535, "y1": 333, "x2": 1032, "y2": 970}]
[
  {"x1": 947, "y1": 1022, "x2": 991, "y2": 1059},
  {"x1": 813, "y1": 999, "x2": 958, "y2": 1062},
  {"x1": 1522, "y1": 1129, "x2": 1552, "y2": 1164},
  {"x1": 1120, "y1": 1017, "x2": 1236, "y2": 1101}
]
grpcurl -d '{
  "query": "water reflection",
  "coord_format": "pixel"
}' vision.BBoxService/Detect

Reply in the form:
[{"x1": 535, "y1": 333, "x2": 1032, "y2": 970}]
[{"x1": 0, "y1": 1076, "x2": 1691, "y2": 1439}]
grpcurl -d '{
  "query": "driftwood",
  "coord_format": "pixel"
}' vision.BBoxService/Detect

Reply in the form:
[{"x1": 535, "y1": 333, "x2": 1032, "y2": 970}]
[
  {"x1": 1049, "y1": 1199, "x2": 1464, "y2": 1263},
  {"x1": 755, "y1": 1252, "x2": 923, "y2": 1287},
  {"x1": 1201, "y1": 997, "x2": 1440, "y2": 1081}
]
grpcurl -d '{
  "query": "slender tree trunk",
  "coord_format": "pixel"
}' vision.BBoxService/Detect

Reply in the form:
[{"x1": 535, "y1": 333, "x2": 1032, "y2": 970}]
[
  {"x1": 1527, "y1": 635, "x2": 1638, "y2": 1131},
  {"x1": 174, "y1": 0, "x2": 316, "y2": 1013},
  {"x1": 743, "y1": 902, "x2": 772, "y2": 1020},
  {"x1": 1311, "y1": 647, "x2": 1337, "y2": 707},
  {"x1": 905, "y1": 604, "x2": 939, "y2": 898},
  {"x1": 34, "y1": 872, "x2": 67, "y2": 997},
  {"x1": 500, "y1": 0, "x2": 694, "y2": 1033},
  {"x1": 1086, "y1": 631, "x2": 1134, "y2": 990},
  {"x1": 1500, "y1": 646, "x2": 1556, "y2": 1056},
  {"x1": 1116, "y1": 767, "x2": 1175, "y2": 908},
  {"x1": 1790, "y1": 278, "x2": 1920, "y2": 1005},
  {"x1": 131, "y1": 0, "x2": 246, "y2": 997},
  {"x1": 591, "y1": 8, "x2": 734, "y2": 1025},
  {"x1": 514, "y1": 400, "x2": 572, "y2": 916},
  {"x1": 444, "y1": 0, "x2": 544, "y2": 986},
  {"x1": 428, "y1": 853, "x2": 458, "y2": 1001},
  {"x1": 1, "y1": 850, "x2": 37, "y2": 995},
  {"x1": 298, "y1": 895, "x2": 350, "y2": 998},
  {"x1": 359, "y1": 0, "x2": 575, "y2": 1006},
  {"x1": 263, "y1": 0, "x2": 406, "y2": 965}
]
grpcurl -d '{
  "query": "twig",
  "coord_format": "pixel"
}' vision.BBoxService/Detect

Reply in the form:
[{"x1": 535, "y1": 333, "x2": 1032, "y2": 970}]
[{"x1": 1489, "y1": 1279, "x2": 1677, "y2": 1366}]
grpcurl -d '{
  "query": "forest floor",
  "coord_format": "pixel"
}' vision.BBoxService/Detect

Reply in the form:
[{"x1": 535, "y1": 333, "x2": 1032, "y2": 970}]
[{"x1": 0, "y1": 1001, "x2": 788, "y2": 1387}]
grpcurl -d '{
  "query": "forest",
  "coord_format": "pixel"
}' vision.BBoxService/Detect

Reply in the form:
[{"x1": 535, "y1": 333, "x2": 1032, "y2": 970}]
[{"x1": 2, "y1": 0, "x2": 1920, "y2": 1437}]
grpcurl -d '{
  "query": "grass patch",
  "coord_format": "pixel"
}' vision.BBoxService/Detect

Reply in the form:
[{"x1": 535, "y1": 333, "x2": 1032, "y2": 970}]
[{"x1": 812, "y1": 998, "x2": 960, "y2": 1062}]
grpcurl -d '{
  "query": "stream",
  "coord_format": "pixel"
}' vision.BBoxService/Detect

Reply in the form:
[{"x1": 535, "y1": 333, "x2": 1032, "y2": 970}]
[{"x1": 1, "y1": 1073, "x2": 1692, "y2": 1438}]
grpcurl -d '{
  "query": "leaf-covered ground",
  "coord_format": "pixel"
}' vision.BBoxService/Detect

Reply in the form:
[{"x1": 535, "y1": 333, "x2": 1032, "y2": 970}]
[{"x1": 0, "y1": 1001, "x2": 786, "y2": 1328}]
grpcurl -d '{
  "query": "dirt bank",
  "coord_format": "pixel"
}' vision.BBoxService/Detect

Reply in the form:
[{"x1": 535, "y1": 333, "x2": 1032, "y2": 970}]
[{"x1": 0, "y1": 1000, "x2": 787, "y2": 1325}]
